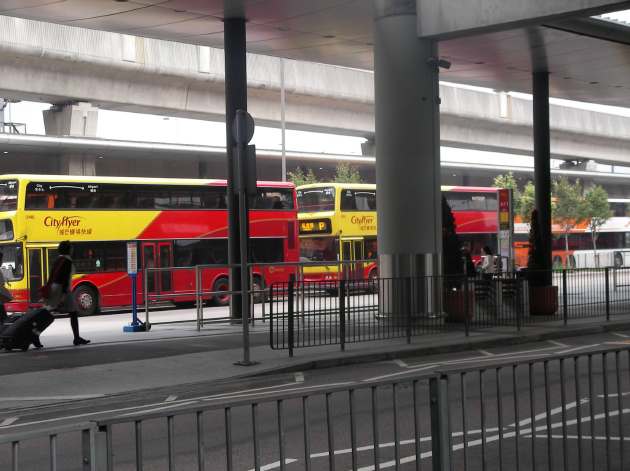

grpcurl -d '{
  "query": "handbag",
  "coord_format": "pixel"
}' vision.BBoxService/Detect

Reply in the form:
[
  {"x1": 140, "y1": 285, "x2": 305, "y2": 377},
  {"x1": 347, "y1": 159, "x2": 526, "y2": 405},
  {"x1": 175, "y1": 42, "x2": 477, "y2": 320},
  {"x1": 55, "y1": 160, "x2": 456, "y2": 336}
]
[{"x1": 0, "y1": 285, "x2": 13, "y2": 303}]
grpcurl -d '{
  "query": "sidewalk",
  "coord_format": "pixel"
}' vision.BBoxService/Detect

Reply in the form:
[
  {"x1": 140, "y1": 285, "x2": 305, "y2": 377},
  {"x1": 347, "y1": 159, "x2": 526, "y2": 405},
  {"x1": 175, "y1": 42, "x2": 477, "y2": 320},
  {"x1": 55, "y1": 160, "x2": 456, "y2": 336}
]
[{"x1": 2, "y1": 309, "x2": 630, "y2": 411}]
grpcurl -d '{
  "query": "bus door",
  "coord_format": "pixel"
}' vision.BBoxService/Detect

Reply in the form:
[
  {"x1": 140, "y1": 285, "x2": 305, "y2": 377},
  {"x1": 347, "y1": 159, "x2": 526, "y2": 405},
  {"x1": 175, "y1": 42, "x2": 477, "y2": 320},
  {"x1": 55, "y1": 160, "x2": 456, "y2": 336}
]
[
  {"x1": 27, "y1": 248, "x2": 43, "y2": 303},
  {"x1": 341, "y1": 239, "x2": 364, "y2": 281},
  {"x1": 140, "y1": 242, "x2": 173, "y2": 300}
]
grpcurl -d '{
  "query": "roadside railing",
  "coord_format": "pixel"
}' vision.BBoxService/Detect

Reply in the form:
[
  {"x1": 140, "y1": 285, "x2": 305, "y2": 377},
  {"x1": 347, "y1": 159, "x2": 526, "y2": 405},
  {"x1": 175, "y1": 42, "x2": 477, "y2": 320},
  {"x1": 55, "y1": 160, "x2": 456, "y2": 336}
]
[
  {"x1": 3, "y1": 346, "x2": 629, "y2": 470},
  {"x1": 270, "y1": 267, "x2": 630, "y2": 354}
]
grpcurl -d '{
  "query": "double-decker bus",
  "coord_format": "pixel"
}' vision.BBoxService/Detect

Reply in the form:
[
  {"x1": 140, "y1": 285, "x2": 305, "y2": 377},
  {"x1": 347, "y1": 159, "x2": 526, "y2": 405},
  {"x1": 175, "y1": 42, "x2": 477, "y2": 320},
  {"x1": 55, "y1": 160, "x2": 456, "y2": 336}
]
[
  {"x1": 0, "y1": 175, "x2": 298, "y2": 315},
  {"x1": 297, "y1": 183, "x2": 504, "y2": 281}
]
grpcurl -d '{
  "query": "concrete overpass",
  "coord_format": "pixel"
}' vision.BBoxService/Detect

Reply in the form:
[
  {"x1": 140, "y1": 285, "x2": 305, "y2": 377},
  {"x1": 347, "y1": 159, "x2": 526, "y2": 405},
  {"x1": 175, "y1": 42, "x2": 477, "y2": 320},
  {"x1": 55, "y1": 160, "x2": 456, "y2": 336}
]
[{"x1": 1, "y1": 15, "x2": 630, "y2": 167}]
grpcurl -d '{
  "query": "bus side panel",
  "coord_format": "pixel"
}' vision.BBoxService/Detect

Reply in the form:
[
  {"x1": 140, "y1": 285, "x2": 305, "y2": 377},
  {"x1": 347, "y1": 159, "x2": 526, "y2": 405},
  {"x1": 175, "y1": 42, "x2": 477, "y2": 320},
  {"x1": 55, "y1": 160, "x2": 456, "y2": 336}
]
[{"x1": 72, "y1": 273, "x2": 132, "y2": 309}]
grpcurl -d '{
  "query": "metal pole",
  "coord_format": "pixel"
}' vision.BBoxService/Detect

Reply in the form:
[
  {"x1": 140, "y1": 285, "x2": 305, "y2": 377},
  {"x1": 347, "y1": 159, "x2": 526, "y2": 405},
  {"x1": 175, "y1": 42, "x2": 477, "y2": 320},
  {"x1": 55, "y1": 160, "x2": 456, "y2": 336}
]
[
  {"x1": 195, "y1": 265, "x2": 201, "y2": 331},
  {"x1": 224, "y1": 17, "x2": 247, "y2": 320},
  {"x1": 562, "y1": 269, "x2": 568, "y2": 325},
  {"x1": 144, "y1": 268, "x2": 150, "y2": 328},
  {"x1": 237, "y1": 173, "x2": 252, "y2": 365},
  {"x1": 533, "y1": 70, "x2": 552, "y2": 285},
  {"x1": 288, "y1": 274, "x2": 295, "y2": 358},
  {"x1": 280, "y1": 58, "x2": 287, "y2": 182},
  {"x1": 605, "y1": 267, "x2": 611, "y2": 321},
  {"x1": 430, "y1": 375, "x2": 452, "y2": 471}
]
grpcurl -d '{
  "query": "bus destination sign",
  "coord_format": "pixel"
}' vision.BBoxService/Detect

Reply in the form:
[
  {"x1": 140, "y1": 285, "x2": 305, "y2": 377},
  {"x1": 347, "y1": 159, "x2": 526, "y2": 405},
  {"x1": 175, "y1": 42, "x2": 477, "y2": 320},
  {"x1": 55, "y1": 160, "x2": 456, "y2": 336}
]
[{"x1": 299, "y1": 218, "x2": 331, "y2": 235}]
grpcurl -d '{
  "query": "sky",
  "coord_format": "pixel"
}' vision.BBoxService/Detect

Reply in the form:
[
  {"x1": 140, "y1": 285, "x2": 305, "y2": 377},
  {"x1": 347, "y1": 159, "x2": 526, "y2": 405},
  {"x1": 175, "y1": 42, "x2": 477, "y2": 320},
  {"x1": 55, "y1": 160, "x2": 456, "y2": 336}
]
[{"x1": 3, "y1": 9, "x2": 630, "y2": 166}]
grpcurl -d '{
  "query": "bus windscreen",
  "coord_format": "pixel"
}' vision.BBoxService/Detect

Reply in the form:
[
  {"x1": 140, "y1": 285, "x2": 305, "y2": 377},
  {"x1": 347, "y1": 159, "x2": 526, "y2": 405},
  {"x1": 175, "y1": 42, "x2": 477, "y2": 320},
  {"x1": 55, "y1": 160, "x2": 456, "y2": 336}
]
[
  {"x1": 297, "y1": 187, "x2": 335, "y2": 213},
  {"x1": 0, "y1": 180, "x2": 18, "y2": 211}
]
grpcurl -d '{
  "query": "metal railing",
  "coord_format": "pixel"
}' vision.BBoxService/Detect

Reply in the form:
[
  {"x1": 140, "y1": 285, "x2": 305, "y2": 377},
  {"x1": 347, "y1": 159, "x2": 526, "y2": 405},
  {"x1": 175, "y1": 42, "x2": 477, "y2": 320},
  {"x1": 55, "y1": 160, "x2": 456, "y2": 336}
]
[
  {"x1": 3, "y1": 346, "x2": 630, "y2": 470},
  {"x1": 269, "y1": 267, "x2": 630, "y2": 354}
]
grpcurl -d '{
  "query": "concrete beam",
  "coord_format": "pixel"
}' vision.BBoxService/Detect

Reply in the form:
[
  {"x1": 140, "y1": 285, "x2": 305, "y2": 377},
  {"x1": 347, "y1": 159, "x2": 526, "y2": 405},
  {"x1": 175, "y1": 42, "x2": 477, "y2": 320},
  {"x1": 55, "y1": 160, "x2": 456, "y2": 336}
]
[{"x1": 417, "y1": 0, "x2": 630, "y2": 38}]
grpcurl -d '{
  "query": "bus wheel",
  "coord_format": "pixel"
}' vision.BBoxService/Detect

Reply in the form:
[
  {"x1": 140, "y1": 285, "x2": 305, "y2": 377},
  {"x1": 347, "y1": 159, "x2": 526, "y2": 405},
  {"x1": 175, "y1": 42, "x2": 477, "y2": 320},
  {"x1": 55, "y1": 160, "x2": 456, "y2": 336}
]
[
  {"x1": 252, "y1": 276, "x2": 267, "y2": 304},
  {"x1": 212, "y1": 277, "x2": 230, "y2": 307},
  {"x1": 74, "y1": 285, "x2": 99, "y2": 316}
]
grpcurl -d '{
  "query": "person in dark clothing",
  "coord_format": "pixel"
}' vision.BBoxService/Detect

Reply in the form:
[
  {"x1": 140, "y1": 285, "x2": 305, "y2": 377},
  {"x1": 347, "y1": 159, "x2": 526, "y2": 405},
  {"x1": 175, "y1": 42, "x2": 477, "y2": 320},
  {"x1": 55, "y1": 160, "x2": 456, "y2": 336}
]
[
  {"x1": 36, "y1": 241, "x2": 90, "y2": 348},
  {"x1": 461, "y1": 244, "x2": 476, "y2": 278}
]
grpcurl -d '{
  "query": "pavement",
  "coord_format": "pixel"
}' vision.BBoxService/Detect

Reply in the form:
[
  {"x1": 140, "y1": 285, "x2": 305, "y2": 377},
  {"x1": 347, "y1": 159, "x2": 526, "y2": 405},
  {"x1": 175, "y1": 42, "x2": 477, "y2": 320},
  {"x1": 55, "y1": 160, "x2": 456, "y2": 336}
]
[{"x1": 3, "y1": 304, "x2": 630, "y2": 413}]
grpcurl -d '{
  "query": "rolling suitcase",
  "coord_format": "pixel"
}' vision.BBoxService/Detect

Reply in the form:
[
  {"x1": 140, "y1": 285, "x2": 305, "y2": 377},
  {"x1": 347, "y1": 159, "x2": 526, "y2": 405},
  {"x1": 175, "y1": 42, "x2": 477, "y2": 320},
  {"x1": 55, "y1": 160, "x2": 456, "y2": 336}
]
[{"x1": 1, "y1": 308, "x2": 54, "y2": 351}]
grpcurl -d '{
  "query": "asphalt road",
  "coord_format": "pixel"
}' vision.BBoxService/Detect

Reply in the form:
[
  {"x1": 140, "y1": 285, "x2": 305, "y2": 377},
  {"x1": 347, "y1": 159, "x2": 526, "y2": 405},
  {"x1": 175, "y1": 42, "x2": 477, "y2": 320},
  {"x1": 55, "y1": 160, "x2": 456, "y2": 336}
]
[{"x1": 4, "y1": 331, "x2": 630, "y2": 470}]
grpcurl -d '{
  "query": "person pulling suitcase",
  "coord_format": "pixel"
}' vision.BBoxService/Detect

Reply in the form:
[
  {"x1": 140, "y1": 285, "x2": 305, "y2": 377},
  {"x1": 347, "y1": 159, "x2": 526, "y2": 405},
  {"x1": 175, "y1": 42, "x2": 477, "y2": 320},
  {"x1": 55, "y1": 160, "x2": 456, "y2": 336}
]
[{"x1": 35, "y1": 241, "x2": 90, "y2": 348}]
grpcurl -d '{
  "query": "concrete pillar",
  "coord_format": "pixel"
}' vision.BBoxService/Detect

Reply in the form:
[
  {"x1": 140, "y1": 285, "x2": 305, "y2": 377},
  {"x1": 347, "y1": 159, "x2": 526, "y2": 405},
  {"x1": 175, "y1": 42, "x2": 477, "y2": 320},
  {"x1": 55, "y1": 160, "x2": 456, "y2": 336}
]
[
  {"x1": 374, "y1": 0, "x2": 442, "y2": 282},
  {"x1": 533, "y1": 71, "x2": 553, "y2": 279},
  {"x1": 43, "y1": 102, "x2": 98, "y2": 176},
  {"x1": 224, "y1": 18, "x2": 248, "y2": 319}
]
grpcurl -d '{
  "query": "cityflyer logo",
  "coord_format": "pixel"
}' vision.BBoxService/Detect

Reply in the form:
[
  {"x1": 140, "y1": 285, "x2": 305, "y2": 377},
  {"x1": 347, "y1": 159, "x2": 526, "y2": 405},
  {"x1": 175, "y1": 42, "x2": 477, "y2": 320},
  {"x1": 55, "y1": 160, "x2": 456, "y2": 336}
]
[
  {"x1": 350, "y1": 215, "x2": 376, "y2": 231},
  {"x1": 43, "y1": 216, "x2": 91, "y2": 236}
]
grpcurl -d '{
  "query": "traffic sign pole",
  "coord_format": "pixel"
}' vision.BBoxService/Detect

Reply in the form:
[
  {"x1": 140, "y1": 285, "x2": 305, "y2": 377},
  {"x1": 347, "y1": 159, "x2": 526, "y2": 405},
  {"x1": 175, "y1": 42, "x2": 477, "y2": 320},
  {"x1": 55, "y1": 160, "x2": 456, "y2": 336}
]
[{"x1": 124, "y1": 241, "x2": 148, "y2": 332}]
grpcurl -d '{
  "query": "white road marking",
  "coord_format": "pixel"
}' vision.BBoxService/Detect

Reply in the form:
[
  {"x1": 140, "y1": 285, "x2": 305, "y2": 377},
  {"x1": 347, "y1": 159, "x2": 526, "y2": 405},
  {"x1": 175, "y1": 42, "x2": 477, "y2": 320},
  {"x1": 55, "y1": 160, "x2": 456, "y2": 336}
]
[
  {"x1": 362, "y1": 365, "x2": 438, "y2": 382},
  {"x1": 392, "y1": 359, "x2": 408, "y2": 368},
  {"x1": 612, "y1": 332, "x2": 630, "y2": 338},
  {"x1": 118, "y1": 401, "x2": 198, "y2": 418},
  {"x1": 556, "y1": 344, "x2": 600, "y2": 355},
  {"x1": 164, "y1": 395, "x2": 178, "y2": 402},
  {"x1": 0, "y1": 417, "x2": 18, "y2": 426},
  {"x1": 477, "y1": 349, "x2": 493, "y2": 357},
  {"x1": 294, "y1": 372, "x2": 305, "y2": 383},
  {"x1": 533, "y1": 434, "x2": 630, "y2": 441},
  {"x1": 0, "y1": 395, "x2": 105, "y2": 401},
  {"x1": 597, "y1": 391, "x2": 630, "y2": 398},
  {"x1": 204, "y1": 382, "x2": 357, "y2": 401},
  {"x1": 507, "y1": 399, "x2": 588, "y2": 428},
  {"x1": 248, "y1": 459, "x2": 298, "y2": 471},
  {"x1": 548, "y1": 340, "x2": 569, "y2": 348}
]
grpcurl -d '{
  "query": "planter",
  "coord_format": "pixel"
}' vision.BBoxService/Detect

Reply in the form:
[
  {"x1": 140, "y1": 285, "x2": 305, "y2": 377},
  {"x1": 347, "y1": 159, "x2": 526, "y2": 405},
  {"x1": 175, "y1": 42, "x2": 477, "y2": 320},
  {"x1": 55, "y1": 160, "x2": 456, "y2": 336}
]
[
  {"x1": 529, "y1": 285, "x2": 559, "y2": 316},
  {"x1": 444, "y1": 289, "x2": 474, "y2": 322}
]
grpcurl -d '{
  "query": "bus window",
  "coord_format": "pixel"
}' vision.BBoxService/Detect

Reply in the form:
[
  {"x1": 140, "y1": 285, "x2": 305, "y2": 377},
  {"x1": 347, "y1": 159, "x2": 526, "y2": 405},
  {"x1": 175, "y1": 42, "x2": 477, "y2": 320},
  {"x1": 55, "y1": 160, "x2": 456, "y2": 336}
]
[
  {"x1": 173, "y1": 239, "x2": 229, "y2": 266},
  {"x1": 300, "y1": 237, "x2": 338, "y2": 262},
  {"x1": 250, "y1": 238, "x2": 284, "y2": 263},
  {"x1": 0, "y1": 180, "x2": 18, "y2": 212},
  {"x1": 364, "y1": 237, "x2": 378, "y2": 260},
  {"x1": 252, "y1": 188, "x2": 295, "y2": 210},
  {"x1": 297, "y1": 187, "x2": 335, "y2": 212},
  {"x1": 340, "y1": 189, "x2": 376, "y2": 211},
  {"x1": 0, "y1": 243, "x2": 23, "y2": 281},
  {"x1": 445, "y1": 191, "x2": 498, "y2": 211}
]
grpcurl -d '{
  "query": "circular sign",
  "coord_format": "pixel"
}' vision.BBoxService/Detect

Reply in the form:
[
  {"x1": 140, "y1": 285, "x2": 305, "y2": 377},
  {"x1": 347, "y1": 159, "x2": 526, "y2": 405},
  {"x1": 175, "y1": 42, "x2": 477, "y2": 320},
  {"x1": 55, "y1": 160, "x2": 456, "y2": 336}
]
[{"x1": 232, "y1": 110, "x2": 255, "y2": 145}]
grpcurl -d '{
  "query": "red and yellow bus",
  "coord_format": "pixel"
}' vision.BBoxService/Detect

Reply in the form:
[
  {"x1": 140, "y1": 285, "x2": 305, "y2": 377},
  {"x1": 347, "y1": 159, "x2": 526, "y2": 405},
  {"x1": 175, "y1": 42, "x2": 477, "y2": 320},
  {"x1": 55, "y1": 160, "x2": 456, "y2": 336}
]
[
  {"x1": 297, "y1": 183, "x2": 505, "y2": 281},
  {"x1": 0, "y1": 175, "x2": 298, "y2": 315}
]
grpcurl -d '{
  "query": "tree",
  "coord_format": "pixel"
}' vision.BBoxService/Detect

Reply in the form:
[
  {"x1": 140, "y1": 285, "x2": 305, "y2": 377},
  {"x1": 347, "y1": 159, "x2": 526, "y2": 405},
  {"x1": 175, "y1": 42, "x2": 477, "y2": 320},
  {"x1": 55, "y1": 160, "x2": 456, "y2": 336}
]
[
  {"x1": 286, "y1": 167, "x2": 319, "y2": 187},
  {"x1": 519, "y1": 181, "x2": 536, "y2": 223},
  {"x1": 583, "y1": 185, "x2": 613, "y2": 266},
  {"x1": 333, "y1": 163, "x2": 363, "y2": 184},
  {"x1": 552, "y1": 177, "x2": 586, "y2": 253}
]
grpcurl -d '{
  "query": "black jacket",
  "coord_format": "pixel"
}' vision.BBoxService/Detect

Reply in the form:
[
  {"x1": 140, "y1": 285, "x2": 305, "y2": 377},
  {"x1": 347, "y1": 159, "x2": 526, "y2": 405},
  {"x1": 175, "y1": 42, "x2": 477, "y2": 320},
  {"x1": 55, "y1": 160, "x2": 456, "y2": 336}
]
[{"x1": 49, "y1": 256, "x2": 73, "y2": 292}]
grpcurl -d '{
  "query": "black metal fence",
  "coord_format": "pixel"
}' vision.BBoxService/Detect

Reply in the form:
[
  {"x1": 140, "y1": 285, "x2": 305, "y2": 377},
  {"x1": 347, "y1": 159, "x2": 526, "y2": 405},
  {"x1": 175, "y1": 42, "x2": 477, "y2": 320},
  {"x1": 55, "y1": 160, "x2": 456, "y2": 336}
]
[{"x1": 269, "y1": 268, "x2": 630, "y2": 354}]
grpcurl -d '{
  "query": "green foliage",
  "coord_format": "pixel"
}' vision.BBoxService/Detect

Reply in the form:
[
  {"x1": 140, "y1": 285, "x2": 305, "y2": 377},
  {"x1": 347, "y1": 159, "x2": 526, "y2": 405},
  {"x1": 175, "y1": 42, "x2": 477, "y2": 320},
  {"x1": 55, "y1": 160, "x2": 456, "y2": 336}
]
[
  {"x1": 584, "y1": 185, "x2": 613, "y2": 261},
  {"x1": 493, "y1": 172, "x2": 519, "y2": 194},
  {"x1": 333, "y1": 163, "x2": 363, "y2": 184},
  {"x1": 286, "y1": 167, "x2": 319, "y2": 187},
  {"x1": 519, "y1": 181, "x2": 536, "y2": 223},
  {"x1": 552, "y1": 177, "x2": 587, "y2": 252}
]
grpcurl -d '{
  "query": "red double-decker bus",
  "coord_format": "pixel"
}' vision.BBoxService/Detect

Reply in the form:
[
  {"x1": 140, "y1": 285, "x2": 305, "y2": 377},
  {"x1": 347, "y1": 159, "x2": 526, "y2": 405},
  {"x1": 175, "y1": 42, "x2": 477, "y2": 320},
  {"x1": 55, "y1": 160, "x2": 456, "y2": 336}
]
[{"x1": 0, "y1": 175, "x2": 298, "y2": 315}]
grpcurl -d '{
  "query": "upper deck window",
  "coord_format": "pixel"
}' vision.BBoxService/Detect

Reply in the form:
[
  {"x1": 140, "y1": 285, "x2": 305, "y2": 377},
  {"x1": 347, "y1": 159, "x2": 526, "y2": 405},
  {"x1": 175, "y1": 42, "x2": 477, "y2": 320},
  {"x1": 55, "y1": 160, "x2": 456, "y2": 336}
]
[
  {"x1": 445, "y1": 191, "x2": 498, "y2": 211},
  {"x1": 25, "y1": 182, "x2": 229, "y2": 210},
  {"x1": 0, "y1": 180, "x2": 18, "y2": 211},
  {"x1": 251, "y1": 188, "x2": 295, "y2": 210},
  {"x1": 340, "y1": 189, "x2": 376, "y2": 211},
  {"x1": 297, "y1": 187, "x2": 335, "y2": 213}
]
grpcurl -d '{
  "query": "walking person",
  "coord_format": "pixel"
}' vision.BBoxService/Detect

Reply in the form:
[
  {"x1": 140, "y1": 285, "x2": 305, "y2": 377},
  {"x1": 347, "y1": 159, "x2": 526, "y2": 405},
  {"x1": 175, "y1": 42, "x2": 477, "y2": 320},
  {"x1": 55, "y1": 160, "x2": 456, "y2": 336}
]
[
  {"x1": 480, "y1": 245, "x2": 496, "y2": 280},
  {"x1": 37, "y1": 241, "x2": 90, "y2": 347}
]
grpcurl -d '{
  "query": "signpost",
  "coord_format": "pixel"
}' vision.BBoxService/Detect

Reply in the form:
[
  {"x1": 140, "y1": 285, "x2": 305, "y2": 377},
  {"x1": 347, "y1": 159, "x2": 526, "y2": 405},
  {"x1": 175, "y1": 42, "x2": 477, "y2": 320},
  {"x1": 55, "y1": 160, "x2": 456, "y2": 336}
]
[
  {"x1": 123, "y1": 241, "x2": 148, "y2": 332},
  {"x1": 497, "y1": 188, "x2": 514, "y2": 272}
]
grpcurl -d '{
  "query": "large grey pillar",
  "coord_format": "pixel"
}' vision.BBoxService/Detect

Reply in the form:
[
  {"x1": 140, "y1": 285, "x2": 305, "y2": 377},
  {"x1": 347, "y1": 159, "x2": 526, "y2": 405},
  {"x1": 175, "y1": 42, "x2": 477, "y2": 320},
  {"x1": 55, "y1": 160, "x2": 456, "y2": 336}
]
[
  {"x1": 533, "y1": 71, "x2": 552, "y2": 280},
  {"x1": 374, "y1": 0, "x2": 442, "y2": 282},
  {"x1": 224, "y1": 18, "x2": 248, "y2": 319}
]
